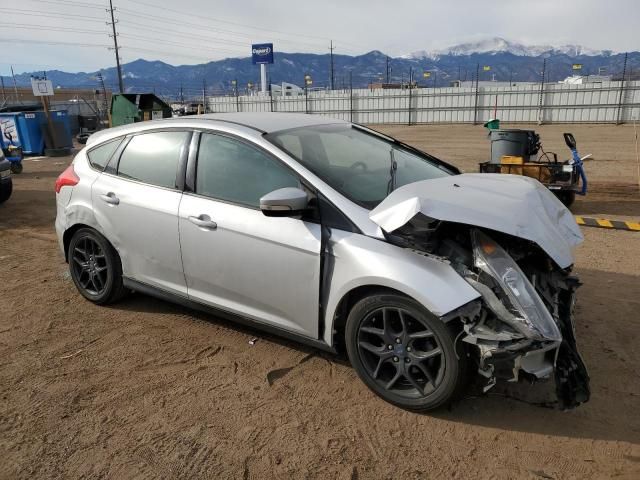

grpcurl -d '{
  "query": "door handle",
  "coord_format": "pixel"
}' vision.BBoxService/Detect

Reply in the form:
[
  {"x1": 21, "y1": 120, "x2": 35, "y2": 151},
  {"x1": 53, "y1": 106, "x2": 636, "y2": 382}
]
[
  {"x1": 100, "y1": 192, "x2": 120, "y2": 205},
  {"x1": 188, "y1": 214, "x2": 217, "y2": 230}
]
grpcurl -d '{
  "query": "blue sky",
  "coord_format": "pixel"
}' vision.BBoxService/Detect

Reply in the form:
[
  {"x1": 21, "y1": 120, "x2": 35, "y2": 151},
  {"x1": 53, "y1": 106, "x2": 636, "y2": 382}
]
[{"x1": 2, "y1": 0, "x2": 638, "y2": 74}]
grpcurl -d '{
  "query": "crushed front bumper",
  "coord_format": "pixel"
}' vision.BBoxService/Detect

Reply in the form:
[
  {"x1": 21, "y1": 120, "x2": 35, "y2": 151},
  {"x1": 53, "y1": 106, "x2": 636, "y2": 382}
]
[{"x1": 458, "y1": 281, "x2": 590, "y2": 410}]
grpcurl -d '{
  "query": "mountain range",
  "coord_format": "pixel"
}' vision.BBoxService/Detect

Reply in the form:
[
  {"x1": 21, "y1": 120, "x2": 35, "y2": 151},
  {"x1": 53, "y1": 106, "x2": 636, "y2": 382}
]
[{"x1": 3, "y1": 37, "x2": 638, "y2": 100}]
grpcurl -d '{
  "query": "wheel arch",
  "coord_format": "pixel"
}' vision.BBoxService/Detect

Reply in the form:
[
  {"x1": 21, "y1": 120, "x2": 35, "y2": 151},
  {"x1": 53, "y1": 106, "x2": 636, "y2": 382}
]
[
  {"x1": 329, "y1": 284, "x2": 412, "y2": 355},
  {"x1": 63, "y1": 223, "x2": 92, "y2": 262},
  {"x1": 63, "y1": 222, "x2": 117, "y2": 263},
  {"x1": 321, "y1": 230, "x2": 480, "y2": 349}
]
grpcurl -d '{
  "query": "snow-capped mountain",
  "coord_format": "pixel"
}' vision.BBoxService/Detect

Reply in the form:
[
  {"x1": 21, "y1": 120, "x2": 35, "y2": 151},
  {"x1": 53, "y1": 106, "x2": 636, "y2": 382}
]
[{"x1": 405, "y1": 37, "x2": 610, "y2": 60}]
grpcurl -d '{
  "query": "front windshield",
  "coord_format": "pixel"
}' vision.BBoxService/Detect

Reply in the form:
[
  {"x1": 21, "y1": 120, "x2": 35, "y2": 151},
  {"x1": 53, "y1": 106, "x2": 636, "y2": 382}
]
[{"x1": 266, "y1": 124, "x2": 452, "y2": 209}]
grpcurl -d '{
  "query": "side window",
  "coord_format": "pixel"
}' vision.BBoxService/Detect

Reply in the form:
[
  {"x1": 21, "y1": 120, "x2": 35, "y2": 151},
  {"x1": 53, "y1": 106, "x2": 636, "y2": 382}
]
[
  {"x1": 117, "y1": 131, "x2": 188, "y2": 188},
  {"x1": 87, "y1": 138, "x2": 121, "y2": 171},
  {"x1": 196, "y1": 133, "x2": 299, "y2": 207}
]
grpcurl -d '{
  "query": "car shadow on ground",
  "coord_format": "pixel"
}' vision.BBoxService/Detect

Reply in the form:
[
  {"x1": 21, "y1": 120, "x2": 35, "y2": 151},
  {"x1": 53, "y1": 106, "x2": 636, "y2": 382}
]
[{"x1": 107, "y1": 265, "x2": 640, "y2": 445}]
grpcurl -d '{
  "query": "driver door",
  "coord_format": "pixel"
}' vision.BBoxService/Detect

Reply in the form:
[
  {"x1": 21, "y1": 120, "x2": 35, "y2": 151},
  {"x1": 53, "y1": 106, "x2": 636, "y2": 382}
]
[{"x1": 178, "y1": 132, "x2": 322, "y2": 338}]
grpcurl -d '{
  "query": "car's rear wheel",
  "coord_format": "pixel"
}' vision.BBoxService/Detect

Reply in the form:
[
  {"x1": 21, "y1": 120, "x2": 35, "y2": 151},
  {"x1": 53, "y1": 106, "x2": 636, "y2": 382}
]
[
  {"x1": 68, "y1": 228, "x2": 127, "y2": 304},
  {"x1": 345, "y1": 294, "x2": 466, "y2": 411},
  {"x1": 0, "y1": 178, "x2": 12, "y2": 204}
]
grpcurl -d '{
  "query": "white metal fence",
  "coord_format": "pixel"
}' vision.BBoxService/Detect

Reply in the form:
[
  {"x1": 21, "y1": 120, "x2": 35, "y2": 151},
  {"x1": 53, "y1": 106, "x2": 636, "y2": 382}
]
[{"x1": 207, "y1": 81, "x2": 640, "y2": 124}]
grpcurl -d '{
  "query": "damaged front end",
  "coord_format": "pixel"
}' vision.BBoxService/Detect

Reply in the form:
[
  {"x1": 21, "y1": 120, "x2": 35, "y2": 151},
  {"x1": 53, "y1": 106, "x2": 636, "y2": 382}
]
[{"x1": 386, "y1": 217, "x2": 590, "y2": 409}]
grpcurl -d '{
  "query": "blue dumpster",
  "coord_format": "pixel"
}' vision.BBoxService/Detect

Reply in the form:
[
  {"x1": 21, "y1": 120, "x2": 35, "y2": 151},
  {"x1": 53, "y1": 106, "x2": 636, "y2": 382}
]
[{"x1": 0, "y1": 110, "x2": 72, "y2": 155}]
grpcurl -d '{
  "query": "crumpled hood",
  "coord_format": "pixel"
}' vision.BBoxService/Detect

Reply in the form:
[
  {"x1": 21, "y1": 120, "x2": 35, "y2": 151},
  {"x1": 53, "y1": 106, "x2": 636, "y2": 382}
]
[{"x1": 369, "y1": 173, "x2": 583, "y2": 268}]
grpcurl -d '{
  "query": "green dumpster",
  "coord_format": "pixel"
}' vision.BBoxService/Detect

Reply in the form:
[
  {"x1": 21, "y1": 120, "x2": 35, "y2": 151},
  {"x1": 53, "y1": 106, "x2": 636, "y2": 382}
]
[{"x1": 110, "y1": 93, "x2": 172, "y2": 127}]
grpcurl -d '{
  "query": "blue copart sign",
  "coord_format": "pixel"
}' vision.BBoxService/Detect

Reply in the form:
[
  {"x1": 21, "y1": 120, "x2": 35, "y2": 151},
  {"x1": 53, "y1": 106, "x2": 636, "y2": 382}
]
[{"x1": 252, "y1": 43, "x2": 274, "y2": 65}]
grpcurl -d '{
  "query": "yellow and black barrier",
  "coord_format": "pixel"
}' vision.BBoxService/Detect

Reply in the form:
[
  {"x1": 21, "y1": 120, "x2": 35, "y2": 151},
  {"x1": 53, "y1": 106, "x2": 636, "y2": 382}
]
[{"x1": 575, "y1": 216, "x2": 640, "y2": 231}]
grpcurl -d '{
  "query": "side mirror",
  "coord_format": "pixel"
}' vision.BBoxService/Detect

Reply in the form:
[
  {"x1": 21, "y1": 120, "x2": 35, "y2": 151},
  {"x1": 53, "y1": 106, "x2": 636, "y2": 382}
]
[
  {"x1": 260, "y1": 187, "x2": 309, "y2": 217},
  {"x1": 564, "y1": 133, "x2": 577, "y2": 150}
]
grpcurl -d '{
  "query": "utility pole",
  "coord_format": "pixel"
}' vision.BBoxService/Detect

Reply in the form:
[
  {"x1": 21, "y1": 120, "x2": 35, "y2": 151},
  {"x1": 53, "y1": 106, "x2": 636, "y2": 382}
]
[
  {"x1": 537, "y1": 58, "x2": 547, "y2": 125},
  {"x1": 107, "y1": 0, "x2": 124, "y2": 93},
  {"x1": 349, "y1": 70, "x2": 353, "y2": 123},
  {"x1": 473, "y1": 63, "x2": 480, "y2": 125},
  {"x1": 96, "y1": 73, "x2": 108, "y2": 127},
  {"x1": 408, "y1": 67, "x2": 413, "y2": 126},
  {"x1": 386, "y1": 56, "x2": 390, "y2": 83},
  {"x1": 1, "y1": 76, "x2": 6, "y2": 103},
  {"x1": 329, "y1": 40, "x2": 335, "y2": 90},
  {"x1": 10, "y1": 66, "x2": 19, "y2": 103},
  {"x1": 234, "y1": 79, "x2": 239, "y2": 112},
  {"x1": 202, "y1": 78, "x2": 206, "y2": 114},
  {"x1": 616, "y1": 52, "x2": 628, "y2": 125}
]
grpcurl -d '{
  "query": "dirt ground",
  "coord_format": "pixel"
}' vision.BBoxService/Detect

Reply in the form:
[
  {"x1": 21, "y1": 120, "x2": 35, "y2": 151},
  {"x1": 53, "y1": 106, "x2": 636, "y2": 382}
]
[{"x1": 1, "y1": 124, "x2": 639, "y2": 479}]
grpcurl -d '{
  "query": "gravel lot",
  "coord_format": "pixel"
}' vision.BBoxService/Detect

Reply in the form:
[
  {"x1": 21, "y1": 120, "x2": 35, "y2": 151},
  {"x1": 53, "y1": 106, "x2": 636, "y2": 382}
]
[{"x1": 1, "y1": 124, "x2": 639, "y2": 479}]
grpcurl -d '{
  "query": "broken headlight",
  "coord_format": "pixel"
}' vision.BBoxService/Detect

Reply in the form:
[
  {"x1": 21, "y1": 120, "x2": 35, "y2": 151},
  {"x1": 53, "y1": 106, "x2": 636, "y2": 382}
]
[{"x1": 471, "y1": 230, "x2": 562, "y2": 342}]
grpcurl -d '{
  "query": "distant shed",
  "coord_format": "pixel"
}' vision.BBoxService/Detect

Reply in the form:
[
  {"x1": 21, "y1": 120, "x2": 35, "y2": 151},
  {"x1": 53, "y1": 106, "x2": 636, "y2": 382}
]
[{"x1": 110, "y1": 93, "x2": 172, "y2": 127}]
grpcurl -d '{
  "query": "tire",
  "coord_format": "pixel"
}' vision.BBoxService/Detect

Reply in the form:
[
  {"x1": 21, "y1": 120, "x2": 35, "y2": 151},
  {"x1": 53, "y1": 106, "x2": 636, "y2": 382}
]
[
  {"x1": 67, "y1": 228, "x2": 127, "y2": 305},
  {"x1": 345, "y1": 294, "x2": 467, "y2": 411},
  {"x1": 0, "y1": 179, "x2": 12, "y2": 204},
  {"x1": 9, "y1": 162, "x2": 22, "y2": 174},
  {"x1": 557, "y1": 191, "x2": 576, "y2": 208}
]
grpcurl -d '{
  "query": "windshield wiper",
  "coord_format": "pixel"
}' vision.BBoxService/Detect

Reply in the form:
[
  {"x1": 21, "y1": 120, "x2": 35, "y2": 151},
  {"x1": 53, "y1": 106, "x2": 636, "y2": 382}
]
[{"x1": 386, "y1": 148, "x2": 397, "y2": 195}]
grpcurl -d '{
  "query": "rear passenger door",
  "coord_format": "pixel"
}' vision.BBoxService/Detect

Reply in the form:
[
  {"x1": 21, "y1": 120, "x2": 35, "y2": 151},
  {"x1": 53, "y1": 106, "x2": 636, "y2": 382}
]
[{"x1": 92, "y1": 130, "x2": 190, "y2": 295}]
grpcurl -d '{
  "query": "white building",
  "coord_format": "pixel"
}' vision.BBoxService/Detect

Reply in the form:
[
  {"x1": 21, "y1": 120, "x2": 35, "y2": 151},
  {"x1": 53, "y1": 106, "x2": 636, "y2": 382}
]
[
  {"x1": 560, "y1": 75, "x2": 612, "y2": 85},
  {"x1": 270, "y1": 82, "x2": 304, "y2": 96}
]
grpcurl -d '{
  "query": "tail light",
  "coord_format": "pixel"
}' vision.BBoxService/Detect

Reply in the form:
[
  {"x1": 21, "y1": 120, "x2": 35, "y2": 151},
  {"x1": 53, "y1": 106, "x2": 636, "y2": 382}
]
[{"x1": 55, "y1": 164, "x2": 80, "y2": 193}]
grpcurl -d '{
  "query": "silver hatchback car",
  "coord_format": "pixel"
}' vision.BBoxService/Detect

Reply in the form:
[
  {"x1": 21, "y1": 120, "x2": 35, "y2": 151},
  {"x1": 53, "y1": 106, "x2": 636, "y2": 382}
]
[{"x1": 55, "y1": 113, "x2": 589, "y2": 411}]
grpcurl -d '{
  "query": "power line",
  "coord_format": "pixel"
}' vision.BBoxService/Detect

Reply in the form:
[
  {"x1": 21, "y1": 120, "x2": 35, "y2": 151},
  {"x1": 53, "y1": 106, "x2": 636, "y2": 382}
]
[
  {"x1": 0, "y1": 24, "x2": 106, "y2": 34},
  {"x1": 117, "y1": 20, "x2": 248, "y2": 48},
  {"x1": 128, "y1": 0, "x2": 360, "y2": 47},
  {"x1": 0, "y1": 8, "x2": 104, "y2": 22},
  {"x1": 0, "y1": 37, "x2": 111, "y2": 48},
  {"x1": 26, "y1": 0, "x2": 105, "y2": 9},
  {"x1": 119, "y1": 33, "x2": 245, "y2": 55},
  {"x1": 115, "y1": 7, "x2": 333, "y2": 50}
]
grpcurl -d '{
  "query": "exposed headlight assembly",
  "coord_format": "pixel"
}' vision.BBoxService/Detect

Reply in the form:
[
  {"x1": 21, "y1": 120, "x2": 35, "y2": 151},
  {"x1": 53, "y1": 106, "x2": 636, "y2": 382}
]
[{"x1": 471, "y1": 230, "x2": 562, "y2": 342}]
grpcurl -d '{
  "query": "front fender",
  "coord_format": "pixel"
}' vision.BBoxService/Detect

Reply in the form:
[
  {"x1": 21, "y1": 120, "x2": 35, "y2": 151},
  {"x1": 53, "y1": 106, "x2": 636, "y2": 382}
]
[{"x1": 323, "y1": 230, "x2": 480, "y2": 346}]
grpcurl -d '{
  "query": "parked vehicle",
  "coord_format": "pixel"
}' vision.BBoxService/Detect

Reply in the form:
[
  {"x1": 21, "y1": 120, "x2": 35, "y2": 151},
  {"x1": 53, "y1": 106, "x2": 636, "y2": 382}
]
[
  {"x1": 55, "y1": 113, "x2": 590, "y2": 411},
  {"x1": 0, "y1": 152, "x2": 13, "y2": 203}
]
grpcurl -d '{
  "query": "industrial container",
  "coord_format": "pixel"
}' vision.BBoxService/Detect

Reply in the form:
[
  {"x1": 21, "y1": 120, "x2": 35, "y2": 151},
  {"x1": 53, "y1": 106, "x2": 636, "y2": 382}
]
[
  {"x1": 0, "y1": 110, "x2": 72, "y2": 155},
  {"x1": 489, "y1": 129, "x2": 540, "y2": 164},
  {"x1": 110, "y1": 93, "x2": 172, "y2": 127},
  {"x1": 0, "y1": 111, "x2": 47, "y2": 155}
]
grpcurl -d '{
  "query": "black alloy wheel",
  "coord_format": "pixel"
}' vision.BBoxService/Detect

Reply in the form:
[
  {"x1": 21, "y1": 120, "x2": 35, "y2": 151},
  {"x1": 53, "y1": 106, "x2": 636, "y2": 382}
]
[
  {"x1": 68, "y1": 228, "x2": 126, "y2": 304},
  {"x1": 346, "y1": 294, "x2": 466, "y2": 411},
  {"x1": 71, "y1": 235, "x2": 109, "y2": 296}
]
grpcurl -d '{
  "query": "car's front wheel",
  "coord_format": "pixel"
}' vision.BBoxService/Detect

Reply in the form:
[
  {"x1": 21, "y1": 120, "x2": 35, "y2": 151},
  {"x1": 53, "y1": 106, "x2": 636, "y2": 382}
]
[
  {"x1": 345, "y1": 294, "x2": 466, "y2": 411},
  {"x1": 68, "y1": 228, "x2": 127, "y2": 304}
]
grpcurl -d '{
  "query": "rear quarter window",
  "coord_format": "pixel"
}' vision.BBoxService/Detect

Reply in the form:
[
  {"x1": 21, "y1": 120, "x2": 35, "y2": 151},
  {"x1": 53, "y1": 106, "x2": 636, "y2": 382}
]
[
  {"x1": 87, "y1": 138, "x2": 122, "y2": 171},
  {"x1": 117, "y1": 131, "x2": 189, "y2": 189}
]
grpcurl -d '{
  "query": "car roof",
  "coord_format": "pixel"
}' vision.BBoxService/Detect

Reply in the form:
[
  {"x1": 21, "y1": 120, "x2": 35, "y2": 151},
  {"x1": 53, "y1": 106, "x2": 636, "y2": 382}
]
[
  {"x1": 86, "y1": 113, "x2": 348, "y2": 147},
  {"x1": 195, "y1": 112, "x2": 348, "y2": 133}
]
